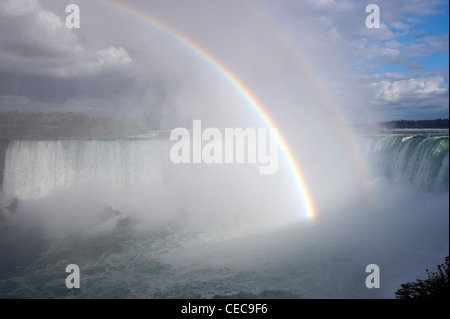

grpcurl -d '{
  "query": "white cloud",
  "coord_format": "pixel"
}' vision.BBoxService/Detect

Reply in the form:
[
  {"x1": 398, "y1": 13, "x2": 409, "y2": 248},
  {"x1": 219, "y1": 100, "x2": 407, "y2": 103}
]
[
  {"x1": 361, "y1": 23, "x2": 397, "y2": 41},
  {"x1": 97, "y1": 46, "x2": 133, "y2": 69},
  {"x1": 385, "y1": 40, "x2": 402, "y2": 49},
  {"x1": 306, "y1": 0, "x2": 353, "y2": 12},
  {"x1": 367, "y1": 74, "x2": 449, "y2": 119},
  {"x1": 0, "y1": 0, "x2": 447, "y2": 121},
  {"x1": 371, "y1": 76, "x2": 448, "y2": 103},
  {"x1": 354, "y1": 27, "x2": 447, "y2": 68},
  {"x1": 330, "y1": 0, "x2": 448, "y2": 76},
  {"x1": 0, "y1": 0, "x2": 40, "y2": 17},
  {"x1": 403, "y1": 61, "x2": 424, "y2": 70},
  {"x1": 380, "y1": 47, "x2": 403, "y2": 64},
  {"x1": 408, "y1": 34, "x2": 449, "y2": 57},
  {"x1": 0, "y1": 0, "x2": 134, "y2": 78},
  {"x1": 391, "y1": 21, "x2": 411, "y2": 30}
]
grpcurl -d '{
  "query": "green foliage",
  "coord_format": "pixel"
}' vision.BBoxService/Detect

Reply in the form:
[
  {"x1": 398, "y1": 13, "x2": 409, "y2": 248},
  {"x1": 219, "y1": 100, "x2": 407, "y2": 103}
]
[{"x1": 395, "y1": 256, "x2": 450, "y2": 299}]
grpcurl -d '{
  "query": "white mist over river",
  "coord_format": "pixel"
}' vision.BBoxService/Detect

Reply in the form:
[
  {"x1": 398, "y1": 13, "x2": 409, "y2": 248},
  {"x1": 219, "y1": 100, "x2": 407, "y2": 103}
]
[{"x1": 0, "y1": 129, "x2": 448, "y2": 298}]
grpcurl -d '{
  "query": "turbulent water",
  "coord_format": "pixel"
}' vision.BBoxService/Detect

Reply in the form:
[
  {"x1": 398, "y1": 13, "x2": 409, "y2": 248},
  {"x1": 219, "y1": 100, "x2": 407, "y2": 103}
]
[
  {"x1": 0, "y1": 130, "x2": 448, "y2": 298},
  {"x1": 362, "y1": 129, "x2": 449, "y2": 193}
]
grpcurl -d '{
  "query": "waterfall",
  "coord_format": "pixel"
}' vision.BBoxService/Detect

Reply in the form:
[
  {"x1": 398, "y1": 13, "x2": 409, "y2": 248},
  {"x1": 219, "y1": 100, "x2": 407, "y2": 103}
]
[
  {"x1": 362, "y1": 131, "x2": 449, "y2": 192},
  {"x1": 3, "y1": 139, "x2": 170, "y2": 200}
]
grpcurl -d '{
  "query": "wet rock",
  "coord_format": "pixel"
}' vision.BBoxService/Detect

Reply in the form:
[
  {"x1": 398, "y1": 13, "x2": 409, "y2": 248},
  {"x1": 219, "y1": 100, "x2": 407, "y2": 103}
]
[
  {"x1": 6, "y1": 198, "x2": 18, "y2": 215},
  {"x1": 115, "y1": 216, "x2": 136, "y2": 230},
  {"x1": 97, "y1": 206, "x2": 122, "y2": 222},
  {"x1": 0, "y1": 208, "x2": 11, "y2": 229}
]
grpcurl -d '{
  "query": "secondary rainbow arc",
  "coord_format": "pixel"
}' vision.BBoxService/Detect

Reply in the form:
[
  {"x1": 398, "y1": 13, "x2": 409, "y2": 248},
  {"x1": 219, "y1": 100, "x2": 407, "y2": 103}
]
[{"x1": 251, "y1": 4, "x2": 373, "y2": 185}]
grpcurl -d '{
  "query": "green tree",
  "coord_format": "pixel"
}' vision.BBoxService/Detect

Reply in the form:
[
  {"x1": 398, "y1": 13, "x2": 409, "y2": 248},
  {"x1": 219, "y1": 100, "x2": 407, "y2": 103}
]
[{"x1": 395, "y1": 256, "x2": 450, "y2": 299}]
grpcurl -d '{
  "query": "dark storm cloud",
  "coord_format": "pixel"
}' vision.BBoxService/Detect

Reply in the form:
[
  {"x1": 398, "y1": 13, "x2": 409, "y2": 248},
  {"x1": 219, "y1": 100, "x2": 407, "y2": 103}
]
[{"x1": 0, "y1": 0, "x2": 142, "y2": 117}]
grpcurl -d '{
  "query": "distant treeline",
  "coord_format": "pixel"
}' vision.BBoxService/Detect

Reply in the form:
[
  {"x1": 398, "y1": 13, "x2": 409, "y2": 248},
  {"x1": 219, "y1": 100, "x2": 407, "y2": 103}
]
[
  {"x1": 382, "y1": 119, "x2": 449, "y2": 129},
  {"x1": 0, "y1": 111, "x2": 149, "y2": 139}
]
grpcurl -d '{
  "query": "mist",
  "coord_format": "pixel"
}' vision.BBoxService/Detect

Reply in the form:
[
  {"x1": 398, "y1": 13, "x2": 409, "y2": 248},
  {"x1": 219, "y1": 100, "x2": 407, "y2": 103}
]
[
  {"x1": 1, "y1": 132, "x2": 448, "y2": 298},
  {"x1": 0, "y1": 0, "x2": 448, "y2": 299}
]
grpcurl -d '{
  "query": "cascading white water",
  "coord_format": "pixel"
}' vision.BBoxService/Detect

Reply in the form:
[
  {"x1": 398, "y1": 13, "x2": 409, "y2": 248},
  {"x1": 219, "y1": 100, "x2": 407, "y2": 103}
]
[
  {"x1": 0, "y1": 131, "x2": 448, "y2": 299},
  {"x1": 4, "y1": 131, "x2": 448, "y2": 203},
  {"x1": 3, "y1": 139, "x2": 169, "y2": 200},
  {"x1": 361, "y1": 130, "x2": 449, "y2": 192},
  {"x1": 2, "y1": 137, "x2": 301, "y2": 233}
]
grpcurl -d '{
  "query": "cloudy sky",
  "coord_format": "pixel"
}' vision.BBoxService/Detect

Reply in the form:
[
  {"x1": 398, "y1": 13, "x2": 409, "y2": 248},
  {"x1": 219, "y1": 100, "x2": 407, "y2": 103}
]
[{"x1": 0, "y1": 0, "x2": 448, "y2": 126}]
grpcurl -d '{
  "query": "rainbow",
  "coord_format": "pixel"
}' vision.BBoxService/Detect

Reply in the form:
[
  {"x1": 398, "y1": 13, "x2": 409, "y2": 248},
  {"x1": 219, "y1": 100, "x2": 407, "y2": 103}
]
[
  {"x1": 96, "y1": 0, "x2": 317, "y2": 220},
  {"x1": 251, "y1": 4, "x2": 373, "y2": 185}
]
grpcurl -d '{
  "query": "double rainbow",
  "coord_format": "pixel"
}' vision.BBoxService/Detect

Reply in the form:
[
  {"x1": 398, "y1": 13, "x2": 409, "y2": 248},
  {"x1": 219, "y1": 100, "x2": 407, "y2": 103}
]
[{"x1": 96, "y1": 0, "x2": 318, "y2": 220}]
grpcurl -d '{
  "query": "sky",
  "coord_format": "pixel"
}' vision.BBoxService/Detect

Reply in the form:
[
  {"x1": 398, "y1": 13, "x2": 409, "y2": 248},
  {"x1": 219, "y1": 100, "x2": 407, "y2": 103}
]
[{"x1": 0, "y1": 0, "x2": 448, "y2": 125}]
